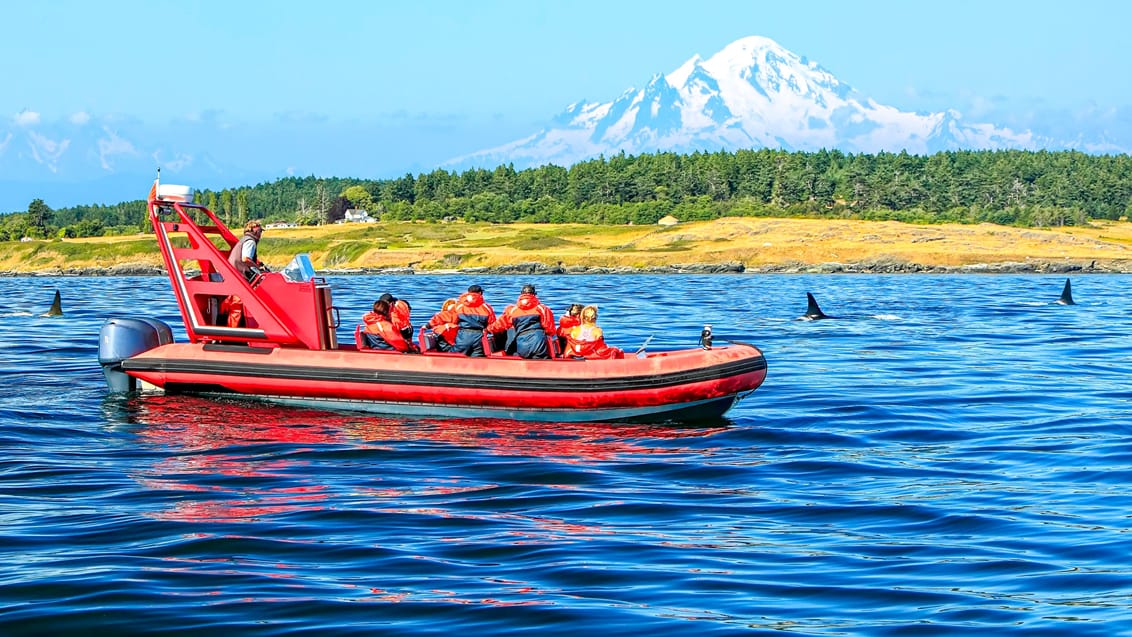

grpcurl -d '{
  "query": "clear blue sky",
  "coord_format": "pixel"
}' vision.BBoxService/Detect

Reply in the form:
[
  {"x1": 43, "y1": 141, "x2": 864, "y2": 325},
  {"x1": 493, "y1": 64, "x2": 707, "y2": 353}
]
[
  {"x1": 4, "y1": 0, "x2": 1128, "y2": 129},
  {"x1": 1, "y1": 0, "x2": 1127, "y2": 213}
]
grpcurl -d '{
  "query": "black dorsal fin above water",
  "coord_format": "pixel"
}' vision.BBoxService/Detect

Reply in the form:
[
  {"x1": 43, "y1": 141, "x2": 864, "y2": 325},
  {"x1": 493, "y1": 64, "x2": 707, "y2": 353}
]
[
  {"x1": 1055, "y1": 278, "x2": 1075, "y2": 305},
  {"x1": 43, "y1": 290, "x2": 63, "y2": 317},
  {"x1": 800, "y1": 292, "x2": 833, "y2": 320}
]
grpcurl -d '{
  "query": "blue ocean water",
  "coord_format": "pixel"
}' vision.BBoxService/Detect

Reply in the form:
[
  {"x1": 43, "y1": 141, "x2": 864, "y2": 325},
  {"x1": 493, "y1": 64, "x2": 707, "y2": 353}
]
[{"x1": 1, "y1": 273, "x2": 1130, "y2": 636}]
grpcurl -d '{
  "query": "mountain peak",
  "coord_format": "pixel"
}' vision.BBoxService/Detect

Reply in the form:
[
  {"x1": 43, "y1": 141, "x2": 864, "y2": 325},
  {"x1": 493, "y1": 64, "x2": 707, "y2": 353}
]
[
  {"x1": 715, "y1": 35, "x2": 790, "y2": 59},
  {"x1": 666, "y1": 54, "x2": 703, "y2": 88},
  {"x1": 447, "y1": 35, "x2": 1058, "y2": 171}
]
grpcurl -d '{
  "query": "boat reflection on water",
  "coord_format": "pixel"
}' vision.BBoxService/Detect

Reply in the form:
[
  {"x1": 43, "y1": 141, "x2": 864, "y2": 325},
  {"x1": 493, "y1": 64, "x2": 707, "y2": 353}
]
[
  {"x1": 348, "y1": 415, "x2": 730, "y2": 462},
  {"x1": 111, "y1": 394, "x2": 358, "y2": 451},
  {"x1": 109, "y1": 394, "x2": 730, "y2": 460},
  {"x1": 103, "y1": 395, "x2": 730, "y2": 524},
  {"x1": 104, "y1": 395, "x2": 348, "y2": 523}
]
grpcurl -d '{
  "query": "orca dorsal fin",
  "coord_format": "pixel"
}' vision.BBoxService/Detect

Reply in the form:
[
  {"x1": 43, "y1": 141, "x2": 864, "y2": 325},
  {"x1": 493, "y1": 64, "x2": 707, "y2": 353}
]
[
  {"x1": 801, "y1": 292, "x2": 831, "y2": 320},
  {"x1": 1056, "y1": 279, "x2": 1075, "y2": 305},
  {"x1": 43, "y1": 289, "x2": 63, "y2": 317}
]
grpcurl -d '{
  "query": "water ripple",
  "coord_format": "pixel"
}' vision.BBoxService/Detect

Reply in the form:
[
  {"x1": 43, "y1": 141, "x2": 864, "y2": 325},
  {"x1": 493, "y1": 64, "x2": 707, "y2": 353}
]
[{"x1": 2, "y1": 274, "x2": 1132, "y2": 635}]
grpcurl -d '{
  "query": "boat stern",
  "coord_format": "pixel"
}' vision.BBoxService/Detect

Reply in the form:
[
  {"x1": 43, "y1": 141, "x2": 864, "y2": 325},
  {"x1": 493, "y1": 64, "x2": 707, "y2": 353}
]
[{"x1": 98, "y1": 317, "x2": 173, "y2": 392}]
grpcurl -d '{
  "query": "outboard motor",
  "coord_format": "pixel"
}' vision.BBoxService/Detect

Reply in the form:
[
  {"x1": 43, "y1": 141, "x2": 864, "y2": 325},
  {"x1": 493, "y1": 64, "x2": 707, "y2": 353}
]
[{"x1": 99, "y1": 318, "x2": 173, "y2": 392}]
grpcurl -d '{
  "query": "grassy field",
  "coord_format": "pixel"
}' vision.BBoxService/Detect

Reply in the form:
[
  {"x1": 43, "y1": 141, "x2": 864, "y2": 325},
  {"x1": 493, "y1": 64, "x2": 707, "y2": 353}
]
[{"x1": 3, "y1": 217, "x2": 1132, "y2": 273}]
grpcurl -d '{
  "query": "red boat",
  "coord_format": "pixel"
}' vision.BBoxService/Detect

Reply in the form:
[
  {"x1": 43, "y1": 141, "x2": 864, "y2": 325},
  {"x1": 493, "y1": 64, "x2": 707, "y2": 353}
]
[{"x1": 98, "y1": 178, "x2": 767, "y2": 423}]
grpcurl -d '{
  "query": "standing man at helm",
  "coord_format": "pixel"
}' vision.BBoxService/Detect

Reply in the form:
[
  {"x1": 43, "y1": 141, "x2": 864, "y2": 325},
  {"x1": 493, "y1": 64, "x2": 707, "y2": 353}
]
[
  {"x1": 221, "y1": 220, "x2": 266, "y2": 328},
  {"x1": 229, "y1": 220, "x2": 266, "y2": 281}
]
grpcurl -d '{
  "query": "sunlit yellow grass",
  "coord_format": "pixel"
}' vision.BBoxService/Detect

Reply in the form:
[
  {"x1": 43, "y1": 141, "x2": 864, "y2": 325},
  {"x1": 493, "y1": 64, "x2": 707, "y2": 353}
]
[{"x1": 3, "y1": 217, "x2": 1131, "y2": 272}]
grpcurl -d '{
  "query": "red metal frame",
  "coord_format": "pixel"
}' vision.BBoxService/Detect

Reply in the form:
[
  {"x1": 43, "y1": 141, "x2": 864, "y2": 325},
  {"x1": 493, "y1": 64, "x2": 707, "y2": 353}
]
[{"x1": 146, "y1": 180, "x2": 337, "y2": 350}]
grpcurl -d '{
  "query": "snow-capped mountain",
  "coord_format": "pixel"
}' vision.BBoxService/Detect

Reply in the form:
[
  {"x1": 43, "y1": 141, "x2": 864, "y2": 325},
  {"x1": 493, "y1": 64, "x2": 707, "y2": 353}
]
[
  {"x1": 3, "y1": 34, "x2": 1128, "y2": 213},
  {"x1": 0, "y1": 109, "x2": 465, "y2": 212},
  {"x1": 0, "y1": 112, "x2": 245, "y2": 212},
  {"x1": 447, "y1": 35, "x2": 1061, "y2": 170}
]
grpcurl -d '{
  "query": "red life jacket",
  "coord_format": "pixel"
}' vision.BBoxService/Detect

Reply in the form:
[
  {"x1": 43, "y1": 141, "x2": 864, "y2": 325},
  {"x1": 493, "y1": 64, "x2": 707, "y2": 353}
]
[
  {"x1": 434, "y1": 319, "x2": 458, "y2": 345},
  {"x1": 488, "y1": 293, "x2": 555, "y2": 336},
  {"x1": 390, "y1": 299, "x2": 413, "y2": 339},
  {"x1": 220, "y1": 295, "x2": 244, "y2": 328},
  {"x1": 487, "y1": 294, "x2": 557, "y2": 358},
  {"x1": 428, "y1": 292, "x2": 496, "y2": 356},
  {"x1": 557, "y1": 314, "x2": 581, "y2": 338},
  {"x1": 567, "y1": 323, "x2": 624, "y2": 359},
  {"x1": 362, "y1": 312, "x2": 414, "y2": 352}
]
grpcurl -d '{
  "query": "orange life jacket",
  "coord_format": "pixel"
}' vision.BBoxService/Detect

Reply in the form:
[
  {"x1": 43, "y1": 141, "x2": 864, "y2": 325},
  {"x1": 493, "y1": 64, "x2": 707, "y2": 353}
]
[
  {"x1": 557, "y1": 315, "x2": 581, "y2": 338},
  {"x1": 428, "y1": 292, "x2": 496, "y2": 356},
  {"x1": 567, "y1": 323, "x2": 623, "y2": 359},
  {"x1": 390, "y1": 299, "x2": 413, "y2": 340},
  {"x1": 362, "y1": 312, "x2": 414, "y2": 352},
  {"x1": 487, "y1": 293, "x2": 556, "y2": 358},
  {"x1": 488, "y1": 293, "x2": 555, "y2": 335}
]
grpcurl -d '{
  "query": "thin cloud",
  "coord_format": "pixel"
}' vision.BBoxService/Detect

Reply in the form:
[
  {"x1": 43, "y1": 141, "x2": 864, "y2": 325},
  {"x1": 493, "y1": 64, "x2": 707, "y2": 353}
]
[
  {"x1": 27, "y1": 130, "x2": 70, "y2": 172},
  {"x1": 14, "y1": 110, "x2": 40, "y2": 126},
  {"x1": 150, "y1": 150, "x2": 193, "y2": 172},
  {"x1": 97, "y1": 127, "x2": 139, "y2": 170},
  {"x1": 70, "y1": 111, "x2": 91, "y2": 125}
]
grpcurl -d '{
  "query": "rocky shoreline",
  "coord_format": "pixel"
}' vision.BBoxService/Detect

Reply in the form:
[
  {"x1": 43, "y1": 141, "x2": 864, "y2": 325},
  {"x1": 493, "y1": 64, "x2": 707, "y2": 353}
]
[{"x1": 3, "y1": 258, "x2": 1128, "y2": 278}]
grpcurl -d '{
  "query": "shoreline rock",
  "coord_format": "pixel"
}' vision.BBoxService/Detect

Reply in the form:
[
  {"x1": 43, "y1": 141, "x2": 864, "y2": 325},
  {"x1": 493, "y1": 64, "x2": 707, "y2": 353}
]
[
  {"x1": 0, "y1": 263, "x2": 168, "y2": 277},
  {"x1": 3, "y1": 259, "x2": 1128, "y2": 278}
]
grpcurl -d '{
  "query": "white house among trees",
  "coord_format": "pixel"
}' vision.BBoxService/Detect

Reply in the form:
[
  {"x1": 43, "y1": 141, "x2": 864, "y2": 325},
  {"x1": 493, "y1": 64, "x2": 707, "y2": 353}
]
[{"x1": 343, "y1": 209, "x2": 375, "y2": 223}]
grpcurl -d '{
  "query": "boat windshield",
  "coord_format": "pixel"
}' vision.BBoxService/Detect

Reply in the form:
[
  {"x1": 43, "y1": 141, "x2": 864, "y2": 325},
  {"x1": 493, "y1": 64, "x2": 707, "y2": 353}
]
[{"x1": 281, "y1": 253, "x2": 317, "y2": 283}]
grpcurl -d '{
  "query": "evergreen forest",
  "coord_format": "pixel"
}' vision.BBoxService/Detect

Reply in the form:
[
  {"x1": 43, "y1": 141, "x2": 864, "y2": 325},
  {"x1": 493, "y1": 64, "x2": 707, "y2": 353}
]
[{"x1": 3, "y1": 148, "x2": 1131, "y2": 241}]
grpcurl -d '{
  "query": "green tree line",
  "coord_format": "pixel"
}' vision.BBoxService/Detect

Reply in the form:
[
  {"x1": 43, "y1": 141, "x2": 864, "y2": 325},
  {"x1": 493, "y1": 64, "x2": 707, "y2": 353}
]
[{"x1": 3, "y1": 148, "x2": 1131, "y2": 241}]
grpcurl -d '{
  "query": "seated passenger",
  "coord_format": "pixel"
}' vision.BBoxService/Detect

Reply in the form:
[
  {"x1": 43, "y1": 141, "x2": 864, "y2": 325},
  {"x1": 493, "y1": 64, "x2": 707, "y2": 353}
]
[
  {"x1": 362, "y1": 299, "x2": 418, "y2": 353},
  {"x1": 379, "y1": 293, "x2": 414, "y2": 342},
  {"x1": 557, "y1": 303, "x2": 583, "y2": 353},
  {"x1": 487, "y1": 284, "x2": 556, "y2": 359},
  {"x1": 425, "y1": 298, "x2": 458, "y2": 352},
  {"x1": 427, "y1": 285, "x2": 496, "y2": 357},
  {"x1": 565, "y1": 305, "x2": 624, "y2": 359}
]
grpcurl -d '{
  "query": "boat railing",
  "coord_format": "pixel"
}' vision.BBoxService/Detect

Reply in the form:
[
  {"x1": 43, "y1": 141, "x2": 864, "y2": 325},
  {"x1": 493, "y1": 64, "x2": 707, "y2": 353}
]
[{"x1": 148, "y1": 183, "x2": 337, "y2": 351}]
